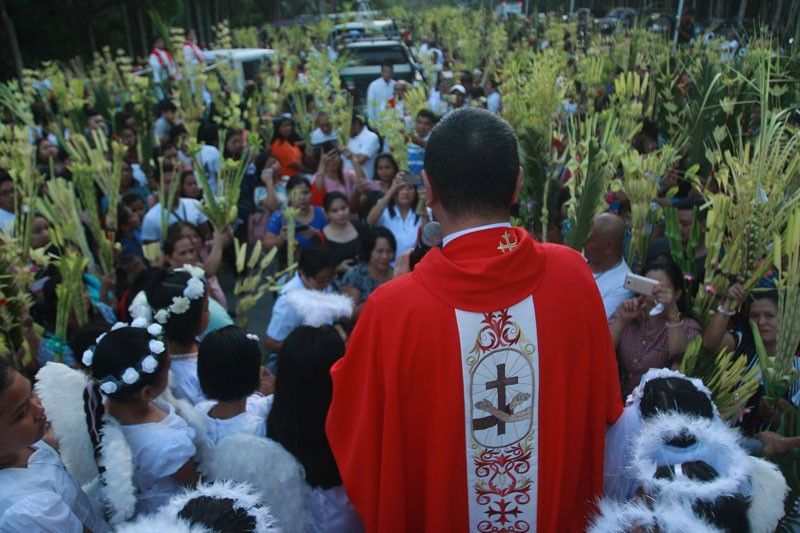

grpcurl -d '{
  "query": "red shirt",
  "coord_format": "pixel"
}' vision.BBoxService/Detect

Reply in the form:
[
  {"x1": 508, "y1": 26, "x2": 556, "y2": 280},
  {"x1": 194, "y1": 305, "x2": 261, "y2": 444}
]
[
  {"x1": 270, "y1": 139, "x2": 303, "y2": 178},
  {"x1": 327, "y1": 227, "x2": 622, "y2": 532}
]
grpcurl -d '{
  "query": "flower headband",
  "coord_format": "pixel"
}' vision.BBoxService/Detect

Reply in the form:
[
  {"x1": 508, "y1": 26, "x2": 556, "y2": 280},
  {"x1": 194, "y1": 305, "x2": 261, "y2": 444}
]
[
  {"x1": 144, "y1": 264, "x2": 206, "y2": 325},
  {"x1": 82, "y1": 318, "x2": 167, "y2": 395}
]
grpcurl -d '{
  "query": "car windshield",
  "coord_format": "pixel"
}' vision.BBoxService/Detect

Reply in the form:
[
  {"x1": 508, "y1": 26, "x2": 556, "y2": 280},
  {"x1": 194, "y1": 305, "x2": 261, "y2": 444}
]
[{"x1": 345, "y1": 46, "x2": 408, "y2": 66}]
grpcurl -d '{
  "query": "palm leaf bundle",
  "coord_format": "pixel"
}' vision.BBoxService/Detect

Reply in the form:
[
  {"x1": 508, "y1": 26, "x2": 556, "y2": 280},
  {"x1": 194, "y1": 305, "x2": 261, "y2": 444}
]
[{"x1": 232, "y1": 238, "x2": 292, "y2": 329}]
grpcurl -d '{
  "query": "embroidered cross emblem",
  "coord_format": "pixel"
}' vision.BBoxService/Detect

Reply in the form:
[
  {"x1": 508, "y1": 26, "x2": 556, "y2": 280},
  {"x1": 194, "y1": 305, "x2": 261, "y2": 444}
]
[
  {"x1": 484, "y1": 363, "x2": 518, "y2": 435},
  {"x1": 497, "y1": 231, "x2": 518, "y2": 254}
]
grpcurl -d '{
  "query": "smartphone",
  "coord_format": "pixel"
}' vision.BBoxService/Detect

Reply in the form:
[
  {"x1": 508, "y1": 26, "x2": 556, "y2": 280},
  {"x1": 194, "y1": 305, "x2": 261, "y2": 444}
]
[
  {"x1": 624, "y1": 272, "x2": 659, "y2": 296},
  {"x1": 402, "y1": 171, "x2": 421, "y2": 187}
]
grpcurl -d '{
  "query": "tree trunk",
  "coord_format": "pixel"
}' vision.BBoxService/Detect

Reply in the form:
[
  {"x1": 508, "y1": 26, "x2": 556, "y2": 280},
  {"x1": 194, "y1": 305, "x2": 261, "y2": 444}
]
[
  {"x1": 737, "y1": 0, "x2": 748, "y2": 23},
  {"x1": 0, "y1": 0, "x2": 23, "y2": 80},
  {"x1": 136, "y1": 4, "x2": 148, "y2": 59},
  {"x1": 122, "y1": 3, "x2": 134, "y2": 57},
  {"x1": 787, "y1": 0, "x2": 799, "y2": 38},
  {"x1": 772, "y1": 0, "x2": 785, "y2": 33}
]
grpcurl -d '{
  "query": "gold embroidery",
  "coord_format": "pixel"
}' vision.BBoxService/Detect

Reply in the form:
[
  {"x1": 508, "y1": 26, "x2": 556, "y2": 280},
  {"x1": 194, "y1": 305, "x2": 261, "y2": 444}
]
[{"x1": 497, "y1": 231, "x2": 518, "y2": 254}]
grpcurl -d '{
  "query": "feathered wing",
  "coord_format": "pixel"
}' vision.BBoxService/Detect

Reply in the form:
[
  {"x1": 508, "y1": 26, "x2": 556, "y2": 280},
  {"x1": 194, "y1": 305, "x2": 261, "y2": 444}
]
[
  {"x1": 158, "y1": 480, "x2": 281, "y2": 533},
  {"x1": 96, "y1": 415, "x2": 138, "y2": 524},
  {"x1": 587, "y1": 498, "x2": 655, "y2": 533},
  {"x1": 115, "y1": 513, "x2": 210, "y2": 533},
  {"x1": 34, "y1": 362, "x2": 99, "y2": 486},
  {"x1": 201, "y1": 433, "x2": 309, "y2": 533},
  {"x1": 284, "y1": 288, "x2": 353, "y2": 327},
  {"x1": 747, "y1": 456, "x2": 789, "y2": 533}
]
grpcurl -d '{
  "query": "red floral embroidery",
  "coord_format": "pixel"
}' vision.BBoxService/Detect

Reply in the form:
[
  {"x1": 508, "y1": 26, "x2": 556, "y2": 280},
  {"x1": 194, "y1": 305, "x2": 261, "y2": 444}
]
[
  {"x1": 474, "y1": 444, "x2": 533, "y2": 532},
  {"x1": 475, "y1": 309, "x2": 521, "y2": 353}
]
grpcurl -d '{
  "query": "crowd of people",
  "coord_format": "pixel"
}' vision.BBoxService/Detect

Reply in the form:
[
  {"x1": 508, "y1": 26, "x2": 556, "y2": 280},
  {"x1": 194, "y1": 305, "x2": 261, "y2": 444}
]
[{"x1": 0, "y1": 5, "x2": 798, "y2": 532}]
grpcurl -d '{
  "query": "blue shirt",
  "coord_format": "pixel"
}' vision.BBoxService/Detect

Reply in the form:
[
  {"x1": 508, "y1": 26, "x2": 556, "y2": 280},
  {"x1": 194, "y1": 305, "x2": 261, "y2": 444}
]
[
  {"x1": 407, "y1": 142, "x2": 425, "y2": 177},
  {"x1": 267, "y1": 207, "x2": 327, "y2": 250}
]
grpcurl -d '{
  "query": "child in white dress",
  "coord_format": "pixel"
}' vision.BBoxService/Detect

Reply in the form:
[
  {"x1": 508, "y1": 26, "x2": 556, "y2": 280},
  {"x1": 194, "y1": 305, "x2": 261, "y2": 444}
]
[
  {"x1": 144, "y1": 265, "x2": 210, "y2": 405},
  {"x1": 194, "y1": 326, "x2": 273, "y2": 445},
  {"x1": 83, "y1": 324, "x2": 199, "y2": 516},
  {"x1": 0, "y1": 358, "x2": 110, "y2": 532}
]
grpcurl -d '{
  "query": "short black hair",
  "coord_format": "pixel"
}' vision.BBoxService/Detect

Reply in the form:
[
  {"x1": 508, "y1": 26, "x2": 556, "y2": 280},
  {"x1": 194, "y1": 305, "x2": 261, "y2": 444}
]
[
  {"x1": 424, "y1": 108, "x2": 519, "y2": 218},
  {"x1": 198, "y1": 122, "x2": 220, "y2": 146},
  {"x1": 360, "y1": 226, "x2": 396, "y2": 263},
  {"x1": 298, "y1": 245, "x2": 334, "y2": 278},
  {"x1": 157, "y1": 99, "x2": 177, "y2": 115},
  {"x1": 639, "y1": 377, "x2": 713, "y2": 420},
  {"x1": 198, "y1": 325, "x2": 261, "y2": 402},
  {"x1": 286, "y1": 175, "x2": 311, "y2": 194},
  {"x1": 0, "y1": 169, "x2": 12, "y2": 187},
  {"x1": 381, "y1": 59, "x2": 394, "y2": 70},
  {"x1": 0, "y1": 357, "x2": 16, "y2": 394},
  {"x1": 675, "y1": 196, "x2": 707, "y2": 222},
  {"x1": 322, "y1": 191, "x2": 348, "y2": 212},
  {"x1": 121, "y1": 192, "x2": 144, "y2": 208},
  {"x1": 416, "y1": 109, "x2": 438, "y2": 123}
]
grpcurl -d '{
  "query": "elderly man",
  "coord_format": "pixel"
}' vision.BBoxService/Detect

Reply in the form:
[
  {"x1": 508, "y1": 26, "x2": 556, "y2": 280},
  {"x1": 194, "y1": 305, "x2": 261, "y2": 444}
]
[
  {"x1": 310, "y1": 111, "x2": 338, "y2": 146},
  {"x1": 584, "y1": 212, "x2": 634, "y2": 319}
]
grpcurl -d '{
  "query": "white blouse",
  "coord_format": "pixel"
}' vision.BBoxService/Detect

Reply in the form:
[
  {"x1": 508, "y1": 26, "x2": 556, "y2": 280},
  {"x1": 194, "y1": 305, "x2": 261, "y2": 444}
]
[
  {"x1": 120, "y1": 401, "x2": 196, "y2": 515},
  {"x1": 194, "y1": 394, "x2": 273, "y2": 445},
  {"x1": 0, "y1": 441, "x2": 110, "y2": 532}
]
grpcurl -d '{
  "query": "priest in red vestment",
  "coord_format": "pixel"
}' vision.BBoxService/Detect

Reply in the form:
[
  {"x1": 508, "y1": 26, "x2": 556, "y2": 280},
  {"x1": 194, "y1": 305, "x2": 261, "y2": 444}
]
[{"x1": 327, "y1": 108, "x2": 623, "y2": 532}]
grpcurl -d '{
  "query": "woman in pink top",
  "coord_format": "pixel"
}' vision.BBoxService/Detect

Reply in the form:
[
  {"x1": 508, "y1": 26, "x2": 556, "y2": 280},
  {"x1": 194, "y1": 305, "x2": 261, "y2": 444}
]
[{"x1": 310, "y1": 142, "x2": 367, "y2": 210}]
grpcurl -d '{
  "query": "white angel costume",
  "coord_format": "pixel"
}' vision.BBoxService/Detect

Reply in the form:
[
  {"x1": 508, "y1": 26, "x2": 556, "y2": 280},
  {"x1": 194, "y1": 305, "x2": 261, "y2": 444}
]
[
  {"x1": 0, "y1": 440, "x2": 110, "y2": 533},
  {"x1": 120, "y1": 399, "x2": 197, "y2": 514},
  {"x1": 118, "y1": 480, "x2": 279, "y2": 533},
  {"x1": 194, "y1": 394, "x2": 273, "y2": 445}
]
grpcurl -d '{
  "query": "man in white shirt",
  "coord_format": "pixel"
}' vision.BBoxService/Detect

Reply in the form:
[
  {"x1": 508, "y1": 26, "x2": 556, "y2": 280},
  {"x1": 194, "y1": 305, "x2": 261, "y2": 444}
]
[
  {"x1": 345, "y1": 114, "x2": 381, "y2": 181},
  {"x1": 583, "y1": 212, "x2": 634, "y2": 319},
  {"x1": 366, "y1": 61, "x2": 396, "y2": 124},
  {"x1": 310, "y1": 111, "x2": 338, "y2": 146},
  {"x1": 140, "y1": 166, "x2": 210, "y2": 243},
  {"x1": 484, "y1": 78, "x2": 502, "y2": 114},
  {"x1": 0, "y1": 172, "x2": 15, "y2": 234},
  {"x1": 444, "y1": 84, "x2": 467, "y2": 116}
]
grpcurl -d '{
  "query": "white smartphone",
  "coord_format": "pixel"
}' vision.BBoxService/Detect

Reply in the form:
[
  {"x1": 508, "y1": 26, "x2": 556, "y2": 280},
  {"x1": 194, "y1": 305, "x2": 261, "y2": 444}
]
[{"x1": 624, "y1": 272, "x2": 659, "y2": 297}]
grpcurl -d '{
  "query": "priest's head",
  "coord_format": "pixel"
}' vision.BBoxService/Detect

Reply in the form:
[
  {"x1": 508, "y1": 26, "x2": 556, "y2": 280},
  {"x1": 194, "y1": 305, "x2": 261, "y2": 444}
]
[{"x1": 422, "y1": 108, "x2": 522, "y2": 232}]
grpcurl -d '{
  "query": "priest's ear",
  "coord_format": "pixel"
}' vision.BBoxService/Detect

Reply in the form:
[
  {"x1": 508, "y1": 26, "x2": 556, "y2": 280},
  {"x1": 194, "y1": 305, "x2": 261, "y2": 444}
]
[
  {"x1": 422, "y1": 170, "x2": 438, "y2": 208},
  {"x1": 511, "y1": 167, "x2": 523, "y2": 205}
]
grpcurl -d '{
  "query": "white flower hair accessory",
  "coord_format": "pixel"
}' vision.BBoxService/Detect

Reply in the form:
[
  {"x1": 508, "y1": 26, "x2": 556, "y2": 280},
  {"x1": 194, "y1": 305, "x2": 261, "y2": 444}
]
[
  {"x1": 148, "y1": 265, "x2": 207, "y2": 325},
  {"x1": 86, "y1": 320, "x2": 168, "y2": 395},
  {"x1": 246, "y1": 333, "x2": 260, "y2": 342},
  {"x1": 170, "y1": 296, "x2": 191, "y2": 315}
]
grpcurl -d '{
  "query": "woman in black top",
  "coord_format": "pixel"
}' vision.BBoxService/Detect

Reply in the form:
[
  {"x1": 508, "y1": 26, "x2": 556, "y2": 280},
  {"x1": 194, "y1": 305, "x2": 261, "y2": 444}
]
[{"x1": 313, "y1": 191, "x2": 365, "y2": 279}]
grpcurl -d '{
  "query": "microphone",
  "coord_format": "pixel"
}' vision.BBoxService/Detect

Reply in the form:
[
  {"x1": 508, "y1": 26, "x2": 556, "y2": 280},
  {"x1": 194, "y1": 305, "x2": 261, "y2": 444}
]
[{"x1": 409, "y1": 221, "x2": 441, "y2": 271}]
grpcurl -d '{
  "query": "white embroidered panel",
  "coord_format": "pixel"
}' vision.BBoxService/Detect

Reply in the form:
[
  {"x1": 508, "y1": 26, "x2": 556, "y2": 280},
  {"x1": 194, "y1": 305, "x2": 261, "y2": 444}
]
[{"x1": 455, "y1": 296, "x2": 540, "y2": 533}]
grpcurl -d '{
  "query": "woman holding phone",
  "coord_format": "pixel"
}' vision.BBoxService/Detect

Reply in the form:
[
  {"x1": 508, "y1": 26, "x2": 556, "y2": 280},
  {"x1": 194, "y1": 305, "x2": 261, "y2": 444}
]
[
  {"x1": 263, "y1": 176, "x2": 327, "y2": 256},
  {"x1": 310, "y1": 142, "x2": 367, "y2": 209},
  {"x1": 366, "y1": 172, "x2": 427, "y2": 258},
  {"x1": 610, "y1": 259, "x2": 702, "y2": 396}
]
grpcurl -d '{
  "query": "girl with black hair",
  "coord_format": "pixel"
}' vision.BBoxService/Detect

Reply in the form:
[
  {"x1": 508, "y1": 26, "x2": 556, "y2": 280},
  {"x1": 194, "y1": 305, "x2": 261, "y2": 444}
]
[
  {"x1": 309, "y1": 143, "x2": 366, "y2": 209},
  {"x1": 145, "y1": 267, "x2": 210, "y2": 404},
  {"x1": 81, "y1": 325, "x2": 199, "y2": 516},
  {"x1": 270, "y1": 117, "x2": 307, "y2": 178},
  {"x1": 267, "y1": 326, "x2": 363, "y2": 532},
  {"x1": 0, "y1": 358, "x2": 111, "y2": 531},
  {"x1": 195, "y1": 326, "x2": 272, "y2": 445},
  {"x1": 610, "y1": 260, "x2": 702, "y2": 396},
  {"x1": 313, "y1": 191, "x2": 367, "y2": 277},
  {"x1": 366, "y1": 171, "x2": 425, "y2": 257}
]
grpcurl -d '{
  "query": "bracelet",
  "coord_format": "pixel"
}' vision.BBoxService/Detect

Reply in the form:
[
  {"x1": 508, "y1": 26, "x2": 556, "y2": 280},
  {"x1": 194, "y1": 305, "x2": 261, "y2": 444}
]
[
  {"x1": 716, "y1": 304, "x2": 736, "y2": 316},
  {"x1": 666, "y1": 319, "x2": 685, "y2": 328}
]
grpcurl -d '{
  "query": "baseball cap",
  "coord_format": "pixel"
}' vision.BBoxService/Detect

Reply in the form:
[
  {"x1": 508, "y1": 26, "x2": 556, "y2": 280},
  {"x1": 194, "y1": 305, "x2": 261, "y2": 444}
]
[{"x1": 450, "y1": 84, "x2": 467, "y2": 95}]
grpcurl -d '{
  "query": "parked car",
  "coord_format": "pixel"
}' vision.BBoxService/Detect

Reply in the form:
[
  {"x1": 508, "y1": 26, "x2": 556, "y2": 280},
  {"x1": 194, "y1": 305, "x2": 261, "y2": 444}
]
[
  {"x1": 201, "y1": 49, "x2": 277, "y2": 92},
  {"x1": 329, "y1": 19, "x2": 399, "y2": 46},
  {"x1": 595, "y1": 7, "x2": 637, "y2": 35},
  {"x1": 339, "y1": 39, "x2": 424, "y2": 107}
]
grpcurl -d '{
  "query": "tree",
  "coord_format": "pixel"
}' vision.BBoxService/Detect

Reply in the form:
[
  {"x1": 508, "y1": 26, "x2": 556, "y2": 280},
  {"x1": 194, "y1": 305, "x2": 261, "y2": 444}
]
[{"x1": 0, "y1": 0, "x2": 23, "y2": 80}]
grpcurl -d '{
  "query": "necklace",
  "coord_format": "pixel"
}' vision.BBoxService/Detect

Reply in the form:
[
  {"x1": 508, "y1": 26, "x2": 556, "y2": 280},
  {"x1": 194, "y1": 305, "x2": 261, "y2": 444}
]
[{"x1": 171, "y1": 351, "x2": 198, "y2": 361}]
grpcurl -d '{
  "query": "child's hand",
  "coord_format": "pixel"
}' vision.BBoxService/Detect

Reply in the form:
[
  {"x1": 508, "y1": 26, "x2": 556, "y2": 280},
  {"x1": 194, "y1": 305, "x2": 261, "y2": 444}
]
[{"x1": 259, "y1": 367, "x2": 275, "y2": 396}]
